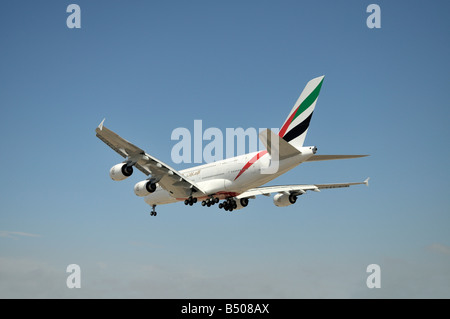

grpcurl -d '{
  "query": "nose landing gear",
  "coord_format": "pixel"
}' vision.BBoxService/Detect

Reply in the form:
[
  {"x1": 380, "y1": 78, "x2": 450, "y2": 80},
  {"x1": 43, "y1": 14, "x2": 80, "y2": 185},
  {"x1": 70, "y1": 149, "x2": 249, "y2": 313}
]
[{"x1": 150, "y1": 205, "x2": 157, "y2": 216}]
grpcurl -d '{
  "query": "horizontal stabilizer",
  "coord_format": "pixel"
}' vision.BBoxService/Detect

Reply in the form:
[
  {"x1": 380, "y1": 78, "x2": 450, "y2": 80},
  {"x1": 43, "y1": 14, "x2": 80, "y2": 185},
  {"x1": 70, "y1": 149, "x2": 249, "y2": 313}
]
[
  {"x1": 305, "y1": 154, "x2": 369, "y2": 162},
  {"x1": 259, "y1": 129, "x2": 301, "y2": 160}
]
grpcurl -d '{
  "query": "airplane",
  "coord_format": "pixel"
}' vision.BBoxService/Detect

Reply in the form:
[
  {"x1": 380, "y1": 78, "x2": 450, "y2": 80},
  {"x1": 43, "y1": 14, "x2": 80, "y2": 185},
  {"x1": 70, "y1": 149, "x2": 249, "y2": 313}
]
[{"x1": 95, "y1": 76, "x2": 369, "y2": 216}]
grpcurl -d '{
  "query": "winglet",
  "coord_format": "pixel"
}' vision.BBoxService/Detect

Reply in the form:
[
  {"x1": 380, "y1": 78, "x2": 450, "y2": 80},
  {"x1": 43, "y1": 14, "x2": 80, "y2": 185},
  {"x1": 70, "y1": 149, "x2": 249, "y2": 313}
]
[
  {"x1": 364, "y1": 177, "x2": 370, "y2": 187},
  {"x1": 98, "y1": 118, "x2": 105, "y2": 131}
]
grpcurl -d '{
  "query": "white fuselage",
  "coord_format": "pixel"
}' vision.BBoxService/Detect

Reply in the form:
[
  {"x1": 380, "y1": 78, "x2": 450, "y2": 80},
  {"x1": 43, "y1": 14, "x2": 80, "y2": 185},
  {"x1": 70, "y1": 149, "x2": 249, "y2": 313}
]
[{"x1": 144, "y1": 146, "x2": 316, "y2": 206}]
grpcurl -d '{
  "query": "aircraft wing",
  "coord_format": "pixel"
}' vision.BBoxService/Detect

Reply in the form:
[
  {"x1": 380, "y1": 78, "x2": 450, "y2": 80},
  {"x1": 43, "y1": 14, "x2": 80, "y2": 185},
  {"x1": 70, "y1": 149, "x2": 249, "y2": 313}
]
[
  {"x1": 95, "y1": 119, "x2": 207, "y2": 198},
  {"x1": 236, "y1": 178, "x2": 369, "y2": 199}
]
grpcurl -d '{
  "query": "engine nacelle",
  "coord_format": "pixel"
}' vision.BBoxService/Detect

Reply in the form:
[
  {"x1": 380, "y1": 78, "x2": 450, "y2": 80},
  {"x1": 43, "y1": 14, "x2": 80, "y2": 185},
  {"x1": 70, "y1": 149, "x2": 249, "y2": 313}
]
[
  {"x1": 134, "y1": 180, "x2": 157, "y2": 197},
  {"x1": 240, "y1": 198, "x2": 249, "y2": 207},
  {"x1": 109, "y1": 163, "x2": 133, "y2": 181},
  {"x1": 273, "y1": 193, "x2": 297, "y2": 207},
  {"x1": 233, "y1": 198, "x2": 249, "y2": 210}
]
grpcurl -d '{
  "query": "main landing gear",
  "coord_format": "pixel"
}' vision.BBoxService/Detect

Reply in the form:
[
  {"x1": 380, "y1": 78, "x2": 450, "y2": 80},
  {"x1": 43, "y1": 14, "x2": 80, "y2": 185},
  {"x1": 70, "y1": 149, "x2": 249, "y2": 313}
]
[
  {"x1": 180, "y1": 196, "x2": 246, "y2": 212},
  {"x1": 184, "y1": 196, "x2": 197, "y2": 206},
  {"x1": 150, "y1": 205, "x2": 157, "y2": 216},
  {"x1": 218, "y1": 198, "x2": 238, "y2": 212},
  {"x1": 201, "y1": 197, "x2": 219, "y2": 207}
]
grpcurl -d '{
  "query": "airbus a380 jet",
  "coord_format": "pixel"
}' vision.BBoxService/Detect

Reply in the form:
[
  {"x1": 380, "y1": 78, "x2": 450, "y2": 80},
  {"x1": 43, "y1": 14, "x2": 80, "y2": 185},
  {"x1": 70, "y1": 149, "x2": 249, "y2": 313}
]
[{"x1": 96, "y1": 76, "x2": 369, "y2": 216}]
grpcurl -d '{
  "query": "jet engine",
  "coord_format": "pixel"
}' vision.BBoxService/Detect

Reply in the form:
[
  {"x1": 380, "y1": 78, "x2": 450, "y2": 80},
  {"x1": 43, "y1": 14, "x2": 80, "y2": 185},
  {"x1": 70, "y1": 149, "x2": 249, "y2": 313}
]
[
  {"x1": 273, "y1": 193, "x2": 297, "y2": 207},
  {"x1": 134, "y1": 180, "x2": 157, "y2": 197},
  {"x1": 233, "y1": 198, "x2": 249, "y2": 210},
  {"x1": 109, "y1": 163, "x2": 133, "y2": 181}
]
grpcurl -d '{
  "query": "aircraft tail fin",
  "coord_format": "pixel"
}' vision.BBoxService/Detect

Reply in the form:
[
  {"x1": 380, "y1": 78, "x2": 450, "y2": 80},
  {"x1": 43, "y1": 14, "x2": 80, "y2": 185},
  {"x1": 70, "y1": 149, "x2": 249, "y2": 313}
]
[{"x1": 279, "y1": 76, "x2": 324, "y2": 149}]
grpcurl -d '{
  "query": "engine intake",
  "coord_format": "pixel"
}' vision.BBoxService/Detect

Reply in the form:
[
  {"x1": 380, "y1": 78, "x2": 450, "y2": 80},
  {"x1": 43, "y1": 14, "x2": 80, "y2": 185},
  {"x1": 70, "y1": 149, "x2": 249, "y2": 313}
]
[
  {"x1": 109, "y1": 163, "x2": 133, "y2": 181},
  {"x1": 232, "y1": 198, "x2": 249, "y2": 210},
  {"x1": 240, "y1": 198, "x2": 249, "y2": 207},
  {"x1": 134, "y1": 181, "x2": 157, "y2": 197}
]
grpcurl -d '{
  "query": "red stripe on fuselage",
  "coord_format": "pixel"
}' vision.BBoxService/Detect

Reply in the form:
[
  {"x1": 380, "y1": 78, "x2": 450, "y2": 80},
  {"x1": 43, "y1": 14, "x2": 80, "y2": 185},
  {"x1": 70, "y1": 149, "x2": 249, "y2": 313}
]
[{"x1": 234, "y1": 150, "x2": 268, "y2": 181}]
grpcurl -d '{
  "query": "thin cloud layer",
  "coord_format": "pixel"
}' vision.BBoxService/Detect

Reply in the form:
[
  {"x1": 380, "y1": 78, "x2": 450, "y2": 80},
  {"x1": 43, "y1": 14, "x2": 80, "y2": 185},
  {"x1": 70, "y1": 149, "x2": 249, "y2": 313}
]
[
  {"x1": 428, "y1": 243, "x2": 450, "y2": 256},
  {"x1": 0, "y1": 231, "x2": 41, "y2": 239}
]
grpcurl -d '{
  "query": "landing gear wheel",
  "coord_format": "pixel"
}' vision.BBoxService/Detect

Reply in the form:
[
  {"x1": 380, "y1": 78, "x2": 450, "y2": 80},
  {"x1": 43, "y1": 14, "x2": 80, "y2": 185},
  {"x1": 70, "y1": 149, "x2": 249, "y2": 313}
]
[
  {"x1": 186, "y1": 196, "x2": 196, "y2": 206},
  {"x1": 150, "y1": 205, "x2": 157, "y2": 216}
]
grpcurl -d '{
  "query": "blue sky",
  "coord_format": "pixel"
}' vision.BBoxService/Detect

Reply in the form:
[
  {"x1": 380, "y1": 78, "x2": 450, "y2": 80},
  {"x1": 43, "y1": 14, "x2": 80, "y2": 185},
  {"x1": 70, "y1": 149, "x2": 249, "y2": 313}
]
[{"x1": 0, "y1": 0, "x2": 449, "y2": 298}]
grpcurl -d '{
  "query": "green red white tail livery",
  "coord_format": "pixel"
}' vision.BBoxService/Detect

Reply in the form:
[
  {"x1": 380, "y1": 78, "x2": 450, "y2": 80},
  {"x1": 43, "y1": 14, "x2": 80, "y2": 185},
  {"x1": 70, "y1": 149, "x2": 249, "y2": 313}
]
[{"x1": 279, "y1": 75, "x2": 324, "y2": 149}]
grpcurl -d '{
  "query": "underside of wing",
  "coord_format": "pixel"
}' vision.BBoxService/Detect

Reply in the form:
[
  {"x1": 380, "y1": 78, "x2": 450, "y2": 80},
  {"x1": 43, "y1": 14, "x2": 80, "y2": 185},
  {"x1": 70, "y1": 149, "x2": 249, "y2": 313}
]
[
  {"x1": 95, "y1": 120, "x2": 206, "y2": 198},
  {"x1": 236, "y1": 178, "x2": 369, "y2": 199},
  {"x1": 95, "y1": 120, "x2": 143, "y2": 159}
]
